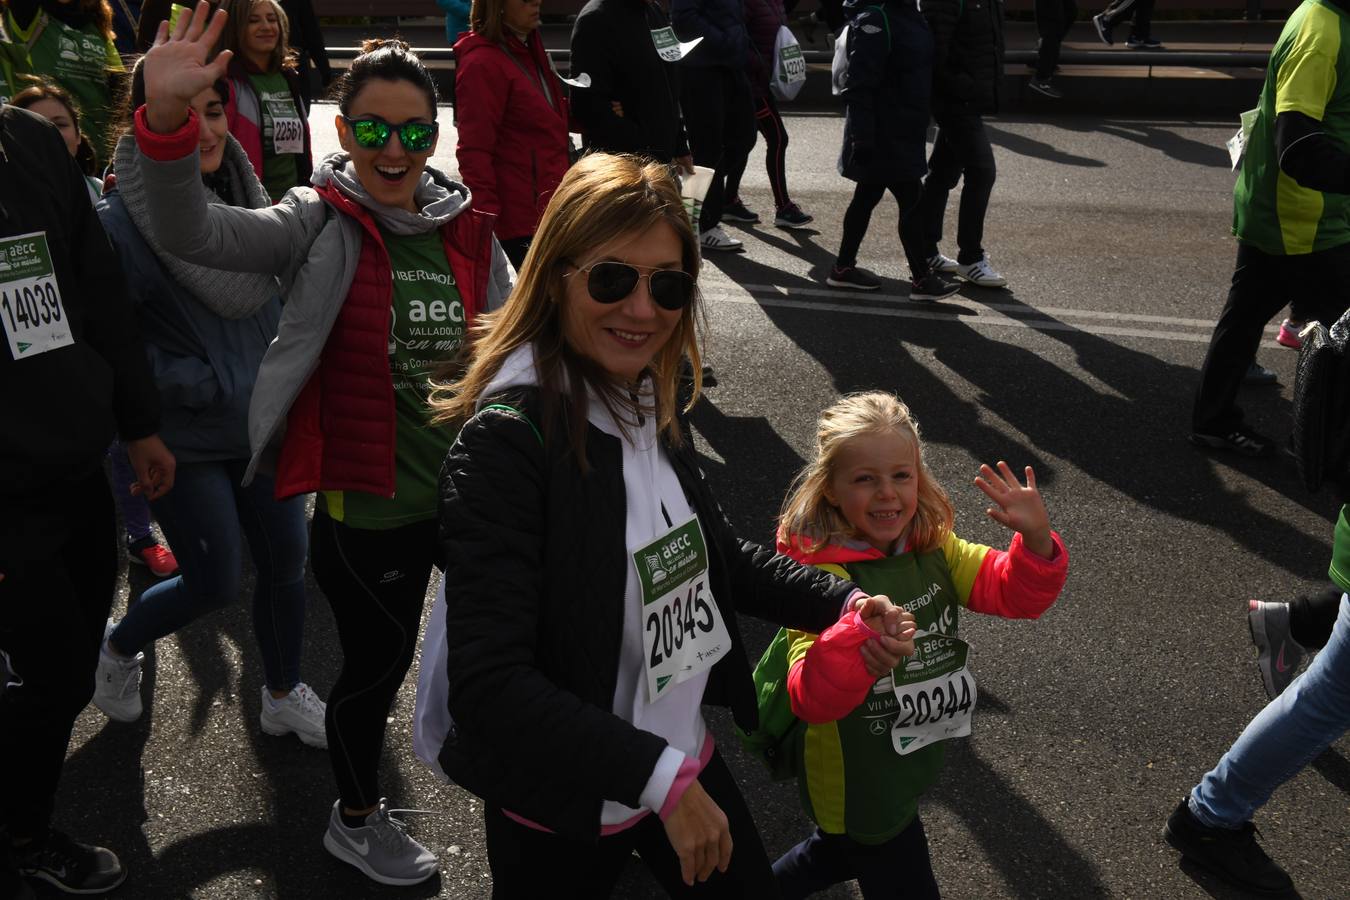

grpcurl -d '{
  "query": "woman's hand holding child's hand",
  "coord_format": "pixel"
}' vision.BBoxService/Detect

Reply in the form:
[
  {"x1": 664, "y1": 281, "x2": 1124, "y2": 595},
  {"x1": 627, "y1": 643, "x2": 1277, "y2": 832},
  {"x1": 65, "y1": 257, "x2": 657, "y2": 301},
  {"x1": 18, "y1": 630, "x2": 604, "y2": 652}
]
[
  {"x1": 974, "y1": 461, "x2": 1054, "y2": 559},
  {"x1": 853, "y1": 594, "x2": 917, "y2": 676}
]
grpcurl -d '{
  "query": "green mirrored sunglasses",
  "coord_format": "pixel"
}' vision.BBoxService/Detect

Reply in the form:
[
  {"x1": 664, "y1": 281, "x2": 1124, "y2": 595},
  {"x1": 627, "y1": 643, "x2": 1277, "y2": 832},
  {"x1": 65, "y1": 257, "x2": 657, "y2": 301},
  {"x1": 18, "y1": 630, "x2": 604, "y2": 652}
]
[{"x1": 341, "y1": 116, "x2": 439, "y2": 152}]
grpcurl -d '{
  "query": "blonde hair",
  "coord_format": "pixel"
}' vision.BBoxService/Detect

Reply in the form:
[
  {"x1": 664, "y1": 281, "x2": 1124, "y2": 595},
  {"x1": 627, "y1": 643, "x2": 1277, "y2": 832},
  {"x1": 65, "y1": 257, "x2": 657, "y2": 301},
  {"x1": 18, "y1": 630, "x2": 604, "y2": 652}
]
[
  {"x1": 220, "y1": 0, "x2": 297, "y2": 73},
  {"x1": 428, "y1": 152, "x2": 704, "y2": 466},
  {"x1": 468, "y1": 0, "x2": 508, "y2": 43},
  {"x1": 778, "y1": 392, "x2": 954, "y2": 554}
]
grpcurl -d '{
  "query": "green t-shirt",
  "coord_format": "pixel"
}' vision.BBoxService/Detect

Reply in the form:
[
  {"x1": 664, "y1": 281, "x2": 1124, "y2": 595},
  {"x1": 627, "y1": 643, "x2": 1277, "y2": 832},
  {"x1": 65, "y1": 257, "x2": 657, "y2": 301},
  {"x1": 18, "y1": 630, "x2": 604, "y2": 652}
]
[
  {"x1": 1330, "y1": 505, "x2": 1350, "y2": 592},
  {"x1": 1235, "y1": 0, "x2": 1350, "y2": 254},
  {"x1": 4, "y1": 10, "x2": 122, "y2": 164},
  {"x1": 319, "y1": 228, "x2": 463, "y2": 530},
  {"x1": 248, "y1": 71, "x2": 303, "y2": 203}
]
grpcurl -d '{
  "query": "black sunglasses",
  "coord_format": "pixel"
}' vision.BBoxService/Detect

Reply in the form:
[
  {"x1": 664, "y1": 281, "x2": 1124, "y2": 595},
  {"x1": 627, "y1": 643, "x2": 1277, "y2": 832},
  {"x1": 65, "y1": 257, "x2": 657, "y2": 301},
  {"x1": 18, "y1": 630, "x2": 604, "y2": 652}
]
[
  {"x1": 566, "y1": 260, "x2": 695, "y2": 311},
  {"x1": 341, "y1": 115, "x2": 439, "y2": 152}
]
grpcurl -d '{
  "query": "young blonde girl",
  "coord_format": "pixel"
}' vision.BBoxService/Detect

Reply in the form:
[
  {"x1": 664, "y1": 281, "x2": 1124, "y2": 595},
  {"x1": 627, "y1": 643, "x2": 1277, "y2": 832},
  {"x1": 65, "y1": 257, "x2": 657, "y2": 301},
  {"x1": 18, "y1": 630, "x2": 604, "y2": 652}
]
[{"x1": 768, "y1": 391, "x2": 1068, "y2": 899}]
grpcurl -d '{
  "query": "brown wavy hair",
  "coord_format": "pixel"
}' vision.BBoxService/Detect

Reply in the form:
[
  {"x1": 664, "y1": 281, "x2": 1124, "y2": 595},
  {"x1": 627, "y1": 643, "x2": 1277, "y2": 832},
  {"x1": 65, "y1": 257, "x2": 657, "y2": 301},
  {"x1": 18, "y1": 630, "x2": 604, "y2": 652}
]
[
  {"x1": 10, "y1": 79, "x2": 97, "y2": 175},
  {"x1": 777, "y1": 392, "x2": 955, "y2": 554},
  {"x1": 219, "y1": 0, "x2": 296, "y2": 73},
  {"x1": 428, "y1": 152, "x2": 704, "y2": 467}
]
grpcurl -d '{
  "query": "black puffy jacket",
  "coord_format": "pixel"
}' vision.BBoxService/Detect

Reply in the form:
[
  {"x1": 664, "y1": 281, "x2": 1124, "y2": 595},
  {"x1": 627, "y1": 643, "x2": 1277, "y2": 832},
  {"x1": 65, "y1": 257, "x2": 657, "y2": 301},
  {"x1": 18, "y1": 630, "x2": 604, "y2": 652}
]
[
  {"x1": 435, "y1": 387, "x2": 857, "y2": 841},
  {"x1": 922, "y1": 0, "x2": 1005, "y2": 115},
  {"x1": 0, "y1": 106, "x2": 159, "y2": 502},
  {"x1": 837, "y1": 0, "x2": 933, "y2": 183},
  {"x1": 672, "y1": 0, "x2": 749, "y2": 68}
]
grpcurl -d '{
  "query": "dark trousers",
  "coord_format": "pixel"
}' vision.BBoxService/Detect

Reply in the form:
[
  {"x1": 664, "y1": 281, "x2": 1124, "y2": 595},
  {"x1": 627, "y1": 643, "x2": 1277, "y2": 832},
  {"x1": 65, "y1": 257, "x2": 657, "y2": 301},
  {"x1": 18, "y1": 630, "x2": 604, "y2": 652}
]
[
  {"x1": 836, "y1": 178, "x2": 929, "y2": 279},
  {"x1": 500, "y1": 236, "x2": 531, "y2": 272},
  {"x1": 484, "y1": 749, "x2": 779, "y2": 899},
  {"x1": 1098, "y1": 0, "x2": 1155, "y2": 40},
  {"x1": 680, "y1": 65, "x2": 757, "y2": 232},
  {"x1": 919, "y1": 112, "x2": 996, "y2": 265},
  {"x1": 1034, "y1": 0, "x2": 1078, "y2": 79},
  {"x1": 724, "y1": 92, "x2": 792, "y2": 212},
  {"x1": 773, "y1": 816, "x2": 942, "y2": 899},
  {"x1": 1192, "y1": 241, "x2": 1350, "y2": 435},
  {"x1": 0, "y1": 469, "x2": 117, "y2": 841},
  {"x1": 309, "y1": 512, "x2": 436, "y2": 810}
]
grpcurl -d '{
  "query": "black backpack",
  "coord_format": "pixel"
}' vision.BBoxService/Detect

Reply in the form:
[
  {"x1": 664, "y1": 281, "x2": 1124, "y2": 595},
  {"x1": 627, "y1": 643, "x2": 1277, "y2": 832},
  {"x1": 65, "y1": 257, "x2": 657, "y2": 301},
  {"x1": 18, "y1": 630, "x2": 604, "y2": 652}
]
[{"x1": 1293, "y1": 313, "x2": 1350, "y2": 493}]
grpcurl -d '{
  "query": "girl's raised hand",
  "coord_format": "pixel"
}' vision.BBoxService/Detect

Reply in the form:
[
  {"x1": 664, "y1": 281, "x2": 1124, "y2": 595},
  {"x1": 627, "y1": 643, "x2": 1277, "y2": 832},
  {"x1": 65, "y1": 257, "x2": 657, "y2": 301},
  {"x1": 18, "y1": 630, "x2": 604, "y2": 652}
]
[
  {"x1": 143, "y1": 1, "x2": 234, "y2": 134},
  {"x1": 975, "y1": 461, "x2": 1054, "y2": 559}
]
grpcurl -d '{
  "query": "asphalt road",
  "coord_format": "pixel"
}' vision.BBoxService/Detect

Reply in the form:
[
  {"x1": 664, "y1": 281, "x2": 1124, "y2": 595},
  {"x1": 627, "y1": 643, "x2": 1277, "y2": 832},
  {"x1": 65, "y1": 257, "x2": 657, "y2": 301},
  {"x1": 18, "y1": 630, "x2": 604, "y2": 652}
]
[{"x1": 55, "y1": 107, "x2": 1350, "y2": 899}]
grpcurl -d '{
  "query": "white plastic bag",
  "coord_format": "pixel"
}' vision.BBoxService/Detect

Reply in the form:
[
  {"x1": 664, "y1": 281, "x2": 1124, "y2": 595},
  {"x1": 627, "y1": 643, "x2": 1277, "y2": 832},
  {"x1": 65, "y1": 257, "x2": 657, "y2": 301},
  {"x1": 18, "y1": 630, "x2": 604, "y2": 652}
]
[
  {"x1": 771, "y1": 25, "x2": 807, "y2": 101},
  {"x1": 412, "y1": 580, "x2": 453, "y2": 781}
]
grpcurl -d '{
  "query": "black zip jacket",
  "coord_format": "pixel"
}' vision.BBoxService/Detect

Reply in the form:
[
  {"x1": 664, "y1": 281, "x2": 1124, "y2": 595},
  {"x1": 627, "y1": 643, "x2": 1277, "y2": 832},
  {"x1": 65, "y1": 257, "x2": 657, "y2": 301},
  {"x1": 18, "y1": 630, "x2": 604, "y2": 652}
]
[
  {"x1": 921, "y1": 0, "x2": 1005, "y2": 115},
  {"x1": 435, "y1": 388, "x2": 857, "y2": 841},
  {"x1": 571, "y1": 0, "x2": 690, "y2": 161},
  {"x1": 0, "y1": 106, "x2": 159, "y2": 499}
]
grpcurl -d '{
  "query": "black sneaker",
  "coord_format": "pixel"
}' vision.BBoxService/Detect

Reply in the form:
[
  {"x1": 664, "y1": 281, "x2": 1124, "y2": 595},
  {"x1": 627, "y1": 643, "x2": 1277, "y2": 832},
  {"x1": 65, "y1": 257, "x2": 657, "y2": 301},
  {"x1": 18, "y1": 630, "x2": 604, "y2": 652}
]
[
  {"x1": 774, "y1": 204, "x2": 814, "y2": 229},
  {"x1": 1127, "y1": 35, "x2": 1163, "y2": 49},
  {"x1": 1163, "y1": 799, "x2": 1294, "y2": 896},
  {"x1": 721, "y1": 200, "x2": 760, "y2": 224},
  {"x1": 826, "y1": 265, "x2": 881, "y2": 291},
  {"x1": 909, "y1": 273, "x2": 961, "y2": 301},
  {"x1": 1243, "y1": 362, "x2": 1279, "y2": 386},
  {"x1": 14, "y1": 830, "x2": 126, "y2": 894},
  {"x1": 1028, "y1": 78, "x2": 1064, "y2": 99},
  {"x1": 1189, "y1": 426, "x2": 1275, "y2": 458},
  {"x1": 1092, "y1": 13, "x2": 1114, "y2": 45}
]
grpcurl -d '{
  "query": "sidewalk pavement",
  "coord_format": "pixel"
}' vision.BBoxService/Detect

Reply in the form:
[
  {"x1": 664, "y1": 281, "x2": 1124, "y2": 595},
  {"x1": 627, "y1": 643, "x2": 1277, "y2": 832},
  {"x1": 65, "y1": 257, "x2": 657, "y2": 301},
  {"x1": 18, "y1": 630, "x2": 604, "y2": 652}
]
[{"x1": 320, "y1": 19, "x2": 1285, "y2": 116}]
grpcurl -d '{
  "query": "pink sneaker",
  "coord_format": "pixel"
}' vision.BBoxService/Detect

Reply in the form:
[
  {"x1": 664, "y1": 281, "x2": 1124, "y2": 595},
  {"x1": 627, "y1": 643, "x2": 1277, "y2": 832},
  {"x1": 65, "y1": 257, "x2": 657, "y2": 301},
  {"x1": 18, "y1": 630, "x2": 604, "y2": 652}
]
[
  {"x1": 1276, "y1": 318, "x2": 1303, "y2": 350},
  {"x1": 129, "y1": 540, "x2": 179, "y2": 578}
]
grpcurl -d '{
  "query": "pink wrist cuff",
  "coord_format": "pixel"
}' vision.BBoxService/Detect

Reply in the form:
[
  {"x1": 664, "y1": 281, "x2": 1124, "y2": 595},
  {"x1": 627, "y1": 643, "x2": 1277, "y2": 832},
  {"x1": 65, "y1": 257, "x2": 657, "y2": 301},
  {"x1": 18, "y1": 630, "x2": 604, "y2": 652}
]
[{"x1": 134, "y1": 105, "x2": 199, "y2": 161}]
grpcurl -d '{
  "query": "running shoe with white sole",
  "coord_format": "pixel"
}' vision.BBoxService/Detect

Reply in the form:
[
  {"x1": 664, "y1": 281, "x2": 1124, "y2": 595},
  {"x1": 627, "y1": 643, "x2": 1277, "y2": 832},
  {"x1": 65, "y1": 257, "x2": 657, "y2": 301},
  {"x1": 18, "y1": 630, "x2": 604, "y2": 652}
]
[
  {"x1": 261, "y1": 683, "x2": 328, "y2": 748},
  {"x1": 1276, "y1": 318, "x2": 1304, "y2": 350},
  {"x1": 323, "y1": 800, "x2": 438, "y2": 886},
  {"x1": 1248, "y1": 600, "x2": 1306, "y2": 699},
  {"x1": 93, "y1": 619, "x2": 144, "y2": 722},
  {"x1": 699, "y1": 225, "x2": 743, "y2": 252},
  {"x1": 15, "y1": 830, "x2": 126, "y2": 895},
  {"x1": 1028, "y1": 78, "x2": 1063, "y2": 99},
  {"x1": 1093, "y1": 13, "x2": 1114, "y2": 44},
  {"x1": 774, "y1": 204, "x2": 814, "y2": 229},
  {"x1": 909, "y1": 273, "x2": 961, "y2": 301},
  {"x1": 955, "y1": 255, "x2": 1008, "y2": 288},
  {"x1": 720, "y1": 200, "x2": 760, "y2": 224},
  {"x1": 927, "y1": 252, "x2": 959, "y2": 274}
]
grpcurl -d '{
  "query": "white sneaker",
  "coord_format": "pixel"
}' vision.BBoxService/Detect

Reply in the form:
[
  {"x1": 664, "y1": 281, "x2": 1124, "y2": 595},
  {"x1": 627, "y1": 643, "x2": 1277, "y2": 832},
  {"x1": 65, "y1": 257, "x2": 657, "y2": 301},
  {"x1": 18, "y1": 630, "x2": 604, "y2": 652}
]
[
  {"x1": 323, "y1": 799, "x2": 438, "y2": 886},
  {"x1": 93, "y1": 619, "x2": 144, "y2": 722},
  {"x1": 260, "y1": 683, "x2": 327, "y2": 748},
  {"x1": 955, "y1": 255, "x2": 1008, "y2": 288},
  {"x1": 928, "y1": 252, "x2": 959, "y2": 274},
  {"x1": 699, "y1": 225, "x2": 743, "y2": 252}
]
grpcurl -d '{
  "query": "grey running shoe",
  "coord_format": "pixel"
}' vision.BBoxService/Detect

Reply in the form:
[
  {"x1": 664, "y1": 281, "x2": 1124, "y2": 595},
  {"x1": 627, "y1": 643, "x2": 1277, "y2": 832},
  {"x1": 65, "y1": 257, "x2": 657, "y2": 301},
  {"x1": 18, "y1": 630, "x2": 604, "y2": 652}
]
[
  {"x1": 1248, "y1": 600, "x2": 1306, "y2": 699},
  {"x1": 15, "y1": 830, "x2": 126, "y2": 895},
  {"x1": 909, "y1": 273, "x2": 961, "y2": 302},
  {"x1": 1028, "y1": 78, "x2": 1064, "y2": 99},
  {"x1": 93, "y1": 619, "x2": 143, "y2": 722},
  {"x1": 323, "y1": 800, "x2": 438, "y2": 886},
  {"x1": 1242, "y1": 362, "x2": 1278, "y2": 386},
  {"x1": 1163, "y1": 799, "x2": 1294, "y2": 897},
  {"x1": 260, "y1": 683, "x2": 328, "y2": 748}
]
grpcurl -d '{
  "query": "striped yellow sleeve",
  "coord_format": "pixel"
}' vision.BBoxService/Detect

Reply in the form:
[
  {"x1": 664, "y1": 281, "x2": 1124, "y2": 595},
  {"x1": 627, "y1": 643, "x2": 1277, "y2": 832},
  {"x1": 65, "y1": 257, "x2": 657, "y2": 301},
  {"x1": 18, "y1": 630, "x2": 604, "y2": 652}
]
[
  {"x1": 1274, "y1": 6, "x2": 1341, "y2": 120},
  {"x1": 942, "y1": 531, "x2": 993, "y2": 606}
]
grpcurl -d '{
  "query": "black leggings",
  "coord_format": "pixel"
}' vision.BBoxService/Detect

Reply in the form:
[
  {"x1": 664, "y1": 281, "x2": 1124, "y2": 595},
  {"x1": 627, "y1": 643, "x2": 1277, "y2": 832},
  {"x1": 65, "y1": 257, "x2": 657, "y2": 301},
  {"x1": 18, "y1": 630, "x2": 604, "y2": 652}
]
[
  {"x1": 309, "y1": 511, "x2": 437, "y2": 810},
  {"x1": 484, "y1": 749, "x2": 779, "y2": 899},
  {"x1": 724, "y1": 92, "x2": 792, "y2": 212},
  {"x1": 1292, "y1": 586, "x2": 1343, "y2": 650},
  {"x1": 836, "y1": 179, "x2": 929, "y2": 279}
]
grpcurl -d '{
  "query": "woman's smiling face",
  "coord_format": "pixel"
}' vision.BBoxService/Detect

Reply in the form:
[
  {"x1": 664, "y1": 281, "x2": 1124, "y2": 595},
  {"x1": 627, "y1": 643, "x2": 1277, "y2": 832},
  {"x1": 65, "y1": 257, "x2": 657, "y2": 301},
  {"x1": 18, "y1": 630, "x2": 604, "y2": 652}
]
[{"x1": 336, "y1": 78, "x2": 438, "y2": 213}]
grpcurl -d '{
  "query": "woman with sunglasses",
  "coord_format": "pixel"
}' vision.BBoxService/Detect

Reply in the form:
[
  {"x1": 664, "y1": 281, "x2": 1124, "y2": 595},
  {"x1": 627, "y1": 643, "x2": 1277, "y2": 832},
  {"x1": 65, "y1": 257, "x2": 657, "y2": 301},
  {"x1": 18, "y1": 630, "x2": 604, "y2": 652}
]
[
  {"x1": 420, "y1": 152, "x2": 916, "y2": 897},
  {"x1": 131, "y1": 5, "x2": 513, "y2": 885}
]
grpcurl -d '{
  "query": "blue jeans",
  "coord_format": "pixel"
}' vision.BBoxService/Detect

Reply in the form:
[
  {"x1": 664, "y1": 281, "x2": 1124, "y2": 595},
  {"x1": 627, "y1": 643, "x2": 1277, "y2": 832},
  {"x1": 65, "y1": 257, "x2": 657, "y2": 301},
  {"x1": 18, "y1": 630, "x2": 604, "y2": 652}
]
[
  {"x1": 109, "y1": 460, "x2": 309, "y2": 692},
  {"x1": 1190, "y1": 593, "x2": 1350, "y2": 828}
]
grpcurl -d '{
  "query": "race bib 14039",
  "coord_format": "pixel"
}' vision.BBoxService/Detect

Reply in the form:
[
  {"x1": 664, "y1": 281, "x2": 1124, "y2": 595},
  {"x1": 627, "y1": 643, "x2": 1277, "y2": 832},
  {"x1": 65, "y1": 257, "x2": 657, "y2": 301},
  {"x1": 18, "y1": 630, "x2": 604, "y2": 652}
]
[
  {"x1": 0, "y1": 231, "x2": 73, "y2": 361},
  {"x1": 633, "y1": 515, "x2": 732, "y2": 703}
]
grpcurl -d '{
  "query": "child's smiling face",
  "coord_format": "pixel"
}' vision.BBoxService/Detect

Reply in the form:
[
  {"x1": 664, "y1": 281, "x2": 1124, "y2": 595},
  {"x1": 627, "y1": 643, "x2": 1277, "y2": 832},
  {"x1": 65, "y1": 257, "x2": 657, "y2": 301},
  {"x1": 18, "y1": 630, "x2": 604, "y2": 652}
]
[{"x1": 826, "y1": 429, "x2": 920, "y2": 555}]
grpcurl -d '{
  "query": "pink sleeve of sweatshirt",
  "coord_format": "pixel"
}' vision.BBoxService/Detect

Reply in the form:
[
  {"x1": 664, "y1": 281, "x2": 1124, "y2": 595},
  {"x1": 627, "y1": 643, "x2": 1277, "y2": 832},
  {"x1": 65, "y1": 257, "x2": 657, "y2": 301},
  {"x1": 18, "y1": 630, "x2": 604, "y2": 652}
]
[
  {"x1": 964, "y1": 531, "x2": 1068, "y2": 619},
  {"x1": 134, "y1": 105, "x2": 200, "y2": 161},
  {"x1": 786, "y1": 610, "x2": 883, "y2": 725}
]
